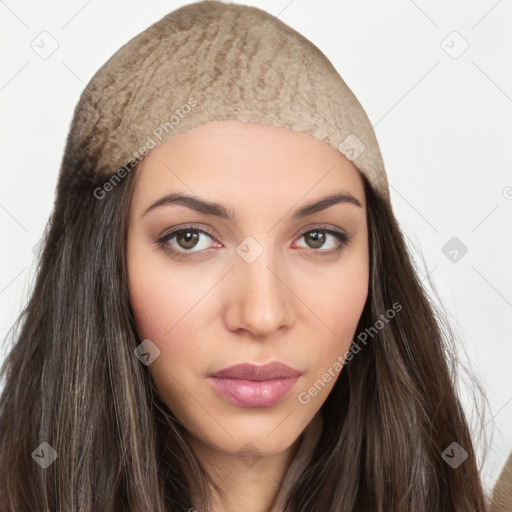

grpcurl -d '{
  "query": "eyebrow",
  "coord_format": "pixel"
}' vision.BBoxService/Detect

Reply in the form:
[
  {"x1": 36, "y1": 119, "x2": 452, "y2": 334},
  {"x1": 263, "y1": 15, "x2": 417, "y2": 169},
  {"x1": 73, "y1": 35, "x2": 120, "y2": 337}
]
[{"x1": 141, "y1": 190, "x2": 362, "y2": 220}]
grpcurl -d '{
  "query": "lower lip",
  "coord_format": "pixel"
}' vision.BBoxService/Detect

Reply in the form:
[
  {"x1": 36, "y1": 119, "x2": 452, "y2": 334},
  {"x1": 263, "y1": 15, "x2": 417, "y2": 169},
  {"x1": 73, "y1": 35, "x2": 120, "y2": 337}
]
[{"x1": 208, "y1": 376, "x2": 300, "y2": 407}]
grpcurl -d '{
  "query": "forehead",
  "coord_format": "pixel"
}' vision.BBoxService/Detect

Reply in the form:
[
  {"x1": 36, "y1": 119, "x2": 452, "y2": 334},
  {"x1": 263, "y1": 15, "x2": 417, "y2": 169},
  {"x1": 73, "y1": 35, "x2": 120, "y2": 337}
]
[{"x1": 130, "y1": 120, "x2": 365, "y2": 212}]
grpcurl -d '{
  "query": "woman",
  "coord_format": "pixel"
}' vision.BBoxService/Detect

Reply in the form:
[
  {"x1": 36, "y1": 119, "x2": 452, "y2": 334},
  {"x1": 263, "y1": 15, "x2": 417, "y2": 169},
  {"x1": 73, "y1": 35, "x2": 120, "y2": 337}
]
[{"x1": 0, "y1": 1, "x2": 490, "y2": 510}]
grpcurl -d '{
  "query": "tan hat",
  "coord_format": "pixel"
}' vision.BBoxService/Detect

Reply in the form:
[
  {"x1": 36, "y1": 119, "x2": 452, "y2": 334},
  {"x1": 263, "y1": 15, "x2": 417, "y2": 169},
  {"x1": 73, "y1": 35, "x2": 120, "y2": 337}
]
[{"x1": 62, "y1": 0, "x2": 390, "y2": 203}]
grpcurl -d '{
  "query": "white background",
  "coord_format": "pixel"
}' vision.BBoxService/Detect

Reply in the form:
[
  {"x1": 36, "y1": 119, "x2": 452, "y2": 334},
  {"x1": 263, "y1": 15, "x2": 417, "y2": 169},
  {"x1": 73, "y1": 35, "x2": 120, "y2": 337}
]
[{"x1": 1, "y1": 0, "x2": 511, "y2": 498}]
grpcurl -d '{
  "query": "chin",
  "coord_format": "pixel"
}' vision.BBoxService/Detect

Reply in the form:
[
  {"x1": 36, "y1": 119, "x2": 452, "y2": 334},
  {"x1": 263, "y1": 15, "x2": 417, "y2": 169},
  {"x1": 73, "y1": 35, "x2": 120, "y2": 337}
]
[{"x1": 183, "y1": 406, "x2": 309, "y2": 456}]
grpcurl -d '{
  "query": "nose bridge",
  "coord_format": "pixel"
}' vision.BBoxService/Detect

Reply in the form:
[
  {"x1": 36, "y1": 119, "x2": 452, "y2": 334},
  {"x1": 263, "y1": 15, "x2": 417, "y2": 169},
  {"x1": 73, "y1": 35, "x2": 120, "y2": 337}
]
[{"x1": 224, "y1": 236, "x2": 295, "y2": 337}]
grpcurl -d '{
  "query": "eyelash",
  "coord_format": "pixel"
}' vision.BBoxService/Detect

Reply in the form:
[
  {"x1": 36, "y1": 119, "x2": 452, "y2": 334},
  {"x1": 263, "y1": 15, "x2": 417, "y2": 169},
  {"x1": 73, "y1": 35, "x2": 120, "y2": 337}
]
[{"x1": 155, "y1": 223, "x2": 351, "y2": 260}]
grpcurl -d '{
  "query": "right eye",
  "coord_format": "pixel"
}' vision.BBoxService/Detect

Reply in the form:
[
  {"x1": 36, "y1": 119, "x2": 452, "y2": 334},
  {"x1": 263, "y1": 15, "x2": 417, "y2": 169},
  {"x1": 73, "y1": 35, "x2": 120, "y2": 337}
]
[{"x1": 156, "y1": 225, "x2": 222, "y2": 258}]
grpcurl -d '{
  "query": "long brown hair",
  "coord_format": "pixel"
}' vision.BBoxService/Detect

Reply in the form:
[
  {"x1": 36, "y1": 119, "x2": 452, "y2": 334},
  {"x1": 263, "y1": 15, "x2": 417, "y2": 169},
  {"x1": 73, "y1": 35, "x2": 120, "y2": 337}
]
[{"x1": 0, "y1": 153, "x2": 490, "y2": 511}]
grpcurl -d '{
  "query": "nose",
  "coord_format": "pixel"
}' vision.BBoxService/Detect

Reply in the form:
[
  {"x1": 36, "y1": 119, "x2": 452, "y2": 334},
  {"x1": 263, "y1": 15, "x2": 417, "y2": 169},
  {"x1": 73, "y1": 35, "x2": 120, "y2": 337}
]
[{"x1": 222, "y1": 245, "x2": 296, "y2": 340}]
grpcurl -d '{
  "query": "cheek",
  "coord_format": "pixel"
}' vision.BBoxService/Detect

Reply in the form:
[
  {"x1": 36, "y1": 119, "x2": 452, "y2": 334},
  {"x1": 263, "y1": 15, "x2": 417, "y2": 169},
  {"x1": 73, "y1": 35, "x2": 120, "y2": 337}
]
[
  {"x1": 314, "y1": 250, "x2": 368, "y2": 336},
  {"x1": 127, "y1": 250, "x2": 201, "y2": 411},
  {"x1": 126, "y1": 240, "x2": 218, "y2": 390},
  {"x1": 127, "y1": 239, "x2": 208, "y2": 342},
  {"x1": 302, "y1": 249, "x2": 369, "y2": 371},
  {"x1": 295, "y1": 257, "x2": 368, "y2": 406},
  {"x1": 128, "y1": 263, "x2": 174, "y2": 343},
  {"x1": 127, "y1": 250, "x2": 227, "y2": 436},
  {"x1": 332, "y1": 266, "x2": 368, "y2": 337}
]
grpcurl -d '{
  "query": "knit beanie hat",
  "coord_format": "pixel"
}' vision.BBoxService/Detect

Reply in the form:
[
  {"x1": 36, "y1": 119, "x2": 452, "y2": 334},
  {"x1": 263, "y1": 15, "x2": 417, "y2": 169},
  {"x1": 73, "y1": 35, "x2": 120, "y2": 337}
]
[{"x1": 60, "y1": 0, "x2": 390, "y2": 205}]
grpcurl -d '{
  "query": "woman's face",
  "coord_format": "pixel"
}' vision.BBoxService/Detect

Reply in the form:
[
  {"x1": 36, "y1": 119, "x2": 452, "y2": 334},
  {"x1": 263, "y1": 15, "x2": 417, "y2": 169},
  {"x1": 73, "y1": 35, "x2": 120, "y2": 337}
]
[{"x1": 126, "y1": 120, "x2": 369, "y2": 458}]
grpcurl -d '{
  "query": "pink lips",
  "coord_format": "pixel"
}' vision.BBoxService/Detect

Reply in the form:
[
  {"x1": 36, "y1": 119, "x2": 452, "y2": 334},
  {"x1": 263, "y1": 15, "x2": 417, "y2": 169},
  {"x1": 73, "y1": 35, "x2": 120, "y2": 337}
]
[{"x1": 208, "y1": 361, "x2": 301, "y2": 407}]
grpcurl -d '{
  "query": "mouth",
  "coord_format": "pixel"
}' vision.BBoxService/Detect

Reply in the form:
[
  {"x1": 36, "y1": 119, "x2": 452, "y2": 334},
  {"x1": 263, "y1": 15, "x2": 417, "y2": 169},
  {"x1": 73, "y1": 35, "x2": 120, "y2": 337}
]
[{"x1": 208, "y1": 361, "x2": 302, "y2": 408}]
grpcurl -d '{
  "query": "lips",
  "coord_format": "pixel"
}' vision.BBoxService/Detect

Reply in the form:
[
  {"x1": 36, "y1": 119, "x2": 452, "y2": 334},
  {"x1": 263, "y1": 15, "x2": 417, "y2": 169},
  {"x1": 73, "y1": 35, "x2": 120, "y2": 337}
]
[
  {"x1": 208, "y1": 362, "x2": 302, "y2": 407},
  {"x1": 209, "y1": 361, "x2": 301, "y2": 380}
]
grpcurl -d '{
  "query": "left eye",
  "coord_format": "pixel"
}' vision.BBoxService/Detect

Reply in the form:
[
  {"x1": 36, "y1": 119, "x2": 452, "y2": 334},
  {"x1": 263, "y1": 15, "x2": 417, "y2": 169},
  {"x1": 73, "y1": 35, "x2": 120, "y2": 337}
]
[{"x1": 294, "y1": 229, "x2": 348, "y2": 250}]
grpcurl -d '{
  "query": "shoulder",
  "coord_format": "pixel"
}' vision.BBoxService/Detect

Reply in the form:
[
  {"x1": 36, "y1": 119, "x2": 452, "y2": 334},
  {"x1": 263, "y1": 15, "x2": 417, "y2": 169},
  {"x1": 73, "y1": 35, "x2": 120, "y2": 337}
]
[{"x1": 491, "y1": 451, "x2": 512, "y2": 511}]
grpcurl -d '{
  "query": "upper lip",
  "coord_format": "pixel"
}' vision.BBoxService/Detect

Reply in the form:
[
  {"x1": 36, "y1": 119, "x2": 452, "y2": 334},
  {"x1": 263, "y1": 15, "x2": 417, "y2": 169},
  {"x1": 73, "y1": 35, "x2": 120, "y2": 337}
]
[{"x1": 209, "y1": 362, "x2": 302, "y2": 381}]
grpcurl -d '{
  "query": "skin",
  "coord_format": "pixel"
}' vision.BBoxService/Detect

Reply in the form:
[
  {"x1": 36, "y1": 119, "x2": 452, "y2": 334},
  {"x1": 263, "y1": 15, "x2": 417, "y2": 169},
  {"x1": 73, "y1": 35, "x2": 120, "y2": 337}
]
[{"x1": 126, "y1": 120, "x2": 369, "y2": 512}]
